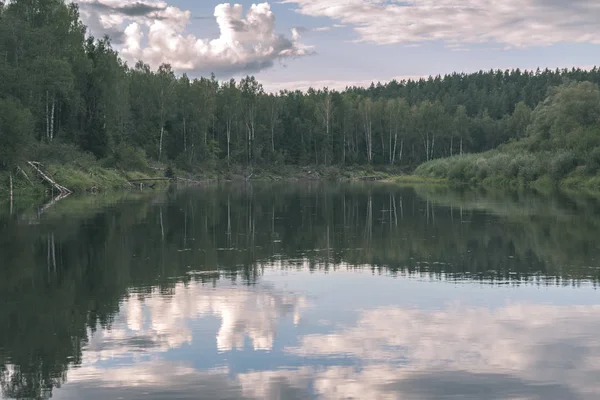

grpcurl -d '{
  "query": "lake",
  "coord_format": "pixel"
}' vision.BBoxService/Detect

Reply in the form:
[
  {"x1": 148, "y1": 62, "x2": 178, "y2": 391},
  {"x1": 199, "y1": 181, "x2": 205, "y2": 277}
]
[{"x1": 1, "y1": 182, "x2": 599, "y2": 400}]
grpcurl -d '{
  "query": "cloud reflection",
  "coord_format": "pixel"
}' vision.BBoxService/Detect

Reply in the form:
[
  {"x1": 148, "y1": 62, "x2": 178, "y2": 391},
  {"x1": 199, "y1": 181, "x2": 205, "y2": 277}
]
[
  {"x1": 57, "y1": 281, "x2": 600, "y2": 400},
  {"x1": 274, "y1": 303, "x2": 600, "y2": 399},
  {"x1": 81, "y1": 280, "x2": 307, "y2": 367}
]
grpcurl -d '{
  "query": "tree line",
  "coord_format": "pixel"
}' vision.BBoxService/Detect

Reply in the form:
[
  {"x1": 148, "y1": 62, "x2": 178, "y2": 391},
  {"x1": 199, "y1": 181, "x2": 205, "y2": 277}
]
[
  {"x1": 2, "y1": 0, "x2": 600, "y2": 173},
  {"x1": 416, "y1": 80, "x2": 600, "y2": 187}
]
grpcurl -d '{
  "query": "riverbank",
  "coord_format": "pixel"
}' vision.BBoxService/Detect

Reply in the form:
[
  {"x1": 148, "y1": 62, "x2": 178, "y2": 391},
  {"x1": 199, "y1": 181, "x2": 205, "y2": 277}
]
[
  {"x1": 414, "y1": 150, "x2": 600, "y2": 193},
  {"x1": 0, "y1": 162, "x2": 417, "y2": 205}
]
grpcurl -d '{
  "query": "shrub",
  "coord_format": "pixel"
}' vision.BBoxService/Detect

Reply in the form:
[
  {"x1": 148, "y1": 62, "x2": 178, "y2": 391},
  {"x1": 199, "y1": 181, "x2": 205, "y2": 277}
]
[
  {"x1": 30, "y1": 142, "x2": 97, "y2": 169},
  {"x1": 585, "y1": 147, "x2": 600, "y2": 175},
  {"x1": 165, "y1": 164, "x2": 175, "y2": 178},
  {"x1": 472, "y1": 157, "x2": 490, "y2": 181},
  {"x1": 549, "y1": 151, "x2": 577, "y2": 180},
  {"x1": 104, "y1": 143, "x2": 149, "y2": 171}
]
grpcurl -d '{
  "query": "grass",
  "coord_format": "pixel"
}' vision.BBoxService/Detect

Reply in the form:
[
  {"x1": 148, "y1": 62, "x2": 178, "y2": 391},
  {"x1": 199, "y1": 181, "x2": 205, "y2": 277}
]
[
  {"x1": 0, "y1": 161, "x2": 168, "y2": 215},
  {"x1": 386, "y1": 175, "x2": 448, "y2": 185},
  {"x1": 47, "y1": 164, "x2": 131, "y2": 192}
]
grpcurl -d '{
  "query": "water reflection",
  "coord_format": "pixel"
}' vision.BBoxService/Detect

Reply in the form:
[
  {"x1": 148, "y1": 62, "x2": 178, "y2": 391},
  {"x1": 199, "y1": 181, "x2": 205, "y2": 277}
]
[
  {"x1": 0, "y1": 183, "x2": 599, "y2": 399},
  {"x1": 46, "y1": 273, "x2": 600, "y2": 400}
]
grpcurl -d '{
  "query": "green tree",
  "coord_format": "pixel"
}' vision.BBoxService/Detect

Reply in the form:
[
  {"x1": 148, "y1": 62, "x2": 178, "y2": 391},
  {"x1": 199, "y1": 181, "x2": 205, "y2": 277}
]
[{"x1": 0, "y1": 98, "x2": 33, "y2": 170}]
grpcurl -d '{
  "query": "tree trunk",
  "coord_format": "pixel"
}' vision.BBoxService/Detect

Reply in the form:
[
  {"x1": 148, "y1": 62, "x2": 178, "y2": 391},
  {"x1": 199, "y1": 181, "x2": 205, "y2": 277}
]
[
  {"x1": 391, "y1": 129, "x2": 398, "y2": 165},
  {"x1": 160, "y1": 208, "x2": 165, "y2": 242},
  {"x1": 343, "y1": 129, "x2": 346, "y2": 165},
  {"x1": 45, "y1": 91, "x2": 49, "y2": 142},
  {"x1": 227, "y1": 118, "x2": 231, "y2": 162},
  {"x1": 50, "y1": 95, "x2": 55, "y2": 141},
  {"x1": 325, "y1": 113, "x2": 330, "y2": 166},
  {"x1": 365, "y1": 120, "x2": 372, "y2": 163},
  {"x1": 399, "y1": 140, "x2": 404, "y2": 163},
  {"x1": 460, "y1": 138, "x2": 463, "y2": 155},
  {"x1": 251, "y1": 118, "x2": 255, "y2": 161},
  {"x1": 159, "y1": 126, "x2": 164, "y2": 161},
  {"x1": 9, "y1": 172, "x2": 13, "y2": 215},
  {"x1": 389, "y1": 124, "x2": 393, "y2": 164},
  {"x1": 430, "y1": 135, "x2": 435, "y2": 160},
  {"x1": 450, "y1": 136, "x2": 453, "y2": 157},
  {"x1": 27, "y1": 161, "x2": 71, "y2": 196},
  {"x1": 183, "y1": 117, "x2": 187, "y2": 152}
]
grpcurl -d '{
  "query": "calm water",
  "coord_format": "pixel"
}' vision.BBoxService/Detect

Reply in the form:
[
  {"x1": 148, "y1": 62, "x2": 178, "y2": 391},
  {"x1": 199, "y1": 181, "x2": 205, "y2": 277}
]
[{"x1": 1, "y1": 183, "x2": 599, "y2": 400}]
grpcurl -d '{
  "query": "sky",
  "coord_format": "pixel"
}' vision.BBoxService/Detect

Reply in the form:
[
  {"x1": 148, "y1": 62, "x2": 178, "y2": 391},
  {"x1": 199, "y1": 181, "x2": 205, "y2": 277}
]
[{"x1": 75, "y1": 0, "x2": 600, "y2": 91}]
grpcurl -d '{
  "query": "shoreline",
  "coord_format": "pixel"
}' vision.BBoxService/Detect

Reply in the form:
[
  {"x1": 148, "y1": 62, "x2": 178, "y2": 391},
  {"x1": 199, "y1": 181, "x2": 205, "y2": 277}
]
[{"x1": 6, "y1": 160, "x2": 600, "y2": 218}]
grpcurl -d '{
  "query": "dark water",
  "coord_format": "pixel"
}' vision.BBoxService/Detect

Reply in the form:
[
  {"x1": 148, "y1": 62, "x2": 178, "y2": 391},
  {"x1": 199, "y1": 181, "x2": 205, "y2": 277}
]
[{"x1": 1, "y1": 183, "x2": 599, "y2": 400}]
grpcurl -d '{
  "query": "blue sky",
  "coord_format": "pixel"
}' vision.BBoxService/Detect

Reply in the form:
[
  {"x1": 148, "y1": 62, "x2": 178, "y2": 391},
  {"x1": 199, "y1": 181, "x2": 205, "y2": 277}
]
[{"x1": 76, "y1": 0, "x2": 600, "y2": 91}]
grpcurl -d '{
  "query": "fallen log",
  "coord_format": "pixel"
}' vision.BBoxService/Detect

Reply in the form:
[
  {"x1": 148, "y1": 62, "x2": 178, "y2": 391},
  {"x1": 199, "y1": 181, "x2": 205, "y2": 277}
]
[
  {"x1": 128, "y1": 178, "x2": 172, "y2": 182},
  {"x1": 17, "y1": 166, "x2": 34, "y2": 186},
  {"x1": 27, "y1": 161, "x2": 72, "y2": 196},
  {"x1": 175, "y1": 177, "x2": 206, "y2": 184}
]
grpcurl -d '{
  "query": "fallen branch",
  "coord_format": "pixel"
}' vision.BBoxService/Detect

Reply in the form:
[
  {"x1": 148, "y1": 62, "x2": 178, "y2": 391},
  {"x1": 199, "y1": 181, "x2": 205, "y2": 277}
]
[
  {"x1": 128, "y1": 178, "x2": 172, "y2": 182},
  {"x1": 27, "y1": 161, "x2": 72, "y2": 196},
  {"x1": 17, "y1": 166, "x2": 34, "y2": 186},
  {"x1": 38, "y1": 192, "x2": 71, "y2": 215},
  {"x1": 176, "y1": 177, "x2": 205, "y2": 184}
]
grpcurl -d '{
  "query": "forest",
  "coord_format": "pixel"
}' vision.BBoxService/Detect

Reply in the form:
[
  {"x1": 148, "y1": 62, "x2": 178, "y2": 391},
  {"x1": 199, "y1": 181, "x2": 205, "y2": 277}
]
[
  {"x1": 2, "y1": 0, "x2": 600, "y2": 192},
  {"x1": 416, "y1": 81, "x2": 600, "y2": 188}
]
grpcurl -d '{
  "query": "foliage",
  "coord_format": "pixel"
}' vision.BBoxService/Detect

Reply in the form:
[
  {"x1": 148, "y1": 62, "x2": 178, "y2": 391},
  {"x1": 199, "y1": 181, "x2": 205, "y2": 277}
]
[
  {"x1": 416, "y1": 82, "x2": 600, "y2": 188},
  {"x1": 0, "y1": 98, "x2": 33, "y2": 170},
  {"x1": 103, "y1": 143, "x2": 149, "y2": 171},
  {"x1": 2, "y1": 0, "x2": 600, "y2": 192}
]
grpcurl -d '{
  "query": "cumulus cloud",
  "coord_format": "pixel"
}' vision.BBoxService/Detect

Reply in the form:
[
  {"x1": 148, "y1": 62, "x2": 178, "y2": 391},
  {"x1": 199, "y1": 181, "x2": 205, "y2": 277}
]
[
  {"x1": 281, "y1": 0, "x2": 600, "y2": 48},
  {"x1": 76, "y1": 1, "x2": 311, "y2": 75}
]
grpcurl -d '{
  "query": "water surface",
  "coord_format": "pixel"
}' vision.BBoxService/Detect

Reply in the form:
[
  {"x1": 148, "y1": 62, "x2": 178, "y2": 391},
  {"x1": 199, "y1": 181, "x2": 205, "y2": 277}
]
[{"x1": 1, "y1": 183, "x2": 599, "y2": 400}]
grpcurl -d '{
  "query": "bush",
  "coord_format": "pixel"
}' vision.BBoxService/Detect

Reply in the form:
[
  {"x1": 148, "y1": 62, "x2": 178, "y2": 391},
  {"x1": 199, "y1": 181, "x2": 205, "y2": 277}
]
[
  {"x1": 472, "y1": 157, "x2": 490, "y2": 180},
  {"x1": 585, "y1": 147, "x2": 600, "y2": 175},
  {"x1": 103, "y1": 143, "x2": 148, "y2": 171},
  {"x1": 165, "y1": 165, "x2": 175, "y2": 178},
  {"x1": 174, "y1": 153, "x2": 194, "y2": 172},
  {"x1": 549, "y1": 151, "x2": 577, "y2": 180},
  {"x1": 30, "y1": 142, "x2": 97, "y2": 169},
  {"x1": 325, "y1": 167, "x2": 341, "y2": 181}
]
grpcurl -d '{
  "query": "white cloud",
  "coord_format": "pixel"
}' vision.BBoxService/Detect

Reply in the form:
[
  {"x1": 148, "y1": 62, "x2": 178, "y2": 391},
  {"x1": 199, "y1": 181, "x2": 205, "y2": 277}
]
[
  {"x1": 281, "y1": 0, "x2": 600, "y2": 48},
  {"x1": 77, "y1": 1, "x2": 311, "y2": 75},
  {"x1": 313, "y1": 26, "x2": 331, "y2": 32}
]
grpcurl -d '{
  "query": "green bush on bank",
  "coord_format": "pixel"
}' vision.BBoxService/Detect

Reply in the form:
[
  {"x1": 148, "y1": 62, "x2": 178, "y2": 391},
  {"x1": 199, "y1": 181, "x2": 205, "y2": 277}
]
[{"x1": 415, "y1": 150, "x2": 585, "y2": 188}]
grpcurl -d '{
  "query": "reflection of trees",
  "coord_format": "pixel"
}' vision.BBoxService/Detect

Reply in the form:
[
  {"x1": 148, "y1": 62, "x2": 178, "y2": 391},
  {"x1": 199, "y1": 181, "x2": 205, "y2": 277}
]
[
  {"x1": 1, "y1": 182, "x2": 600, "y2": 398},
  {"x1": 412, "y1": 185, "x2": 600, "y2": 282}
]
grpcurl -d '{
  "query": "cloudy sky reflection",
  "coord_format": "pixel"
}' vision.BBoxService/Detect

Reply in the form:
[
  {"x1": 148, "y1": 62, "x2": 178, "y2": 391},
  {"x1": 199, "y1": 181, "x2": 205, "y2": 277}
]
[{"x1": 48, "y1": 268, "x2": 600, "y2": 400}]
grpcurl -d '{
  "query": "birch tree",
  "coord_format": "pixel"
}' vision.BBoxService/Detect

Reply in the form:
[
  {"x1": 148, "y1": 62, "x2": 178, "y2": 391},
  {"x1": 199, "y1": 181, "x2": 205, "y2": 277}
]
[
  {"x1": 359, "y1": 97, "x2": 374, "y2": 163},
  {"x1": 316, "y1": 89, "x2": 333, "y2": 165},
  {"x1": 239, "y1": 76, "x2": 263, "y2": 164}
]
